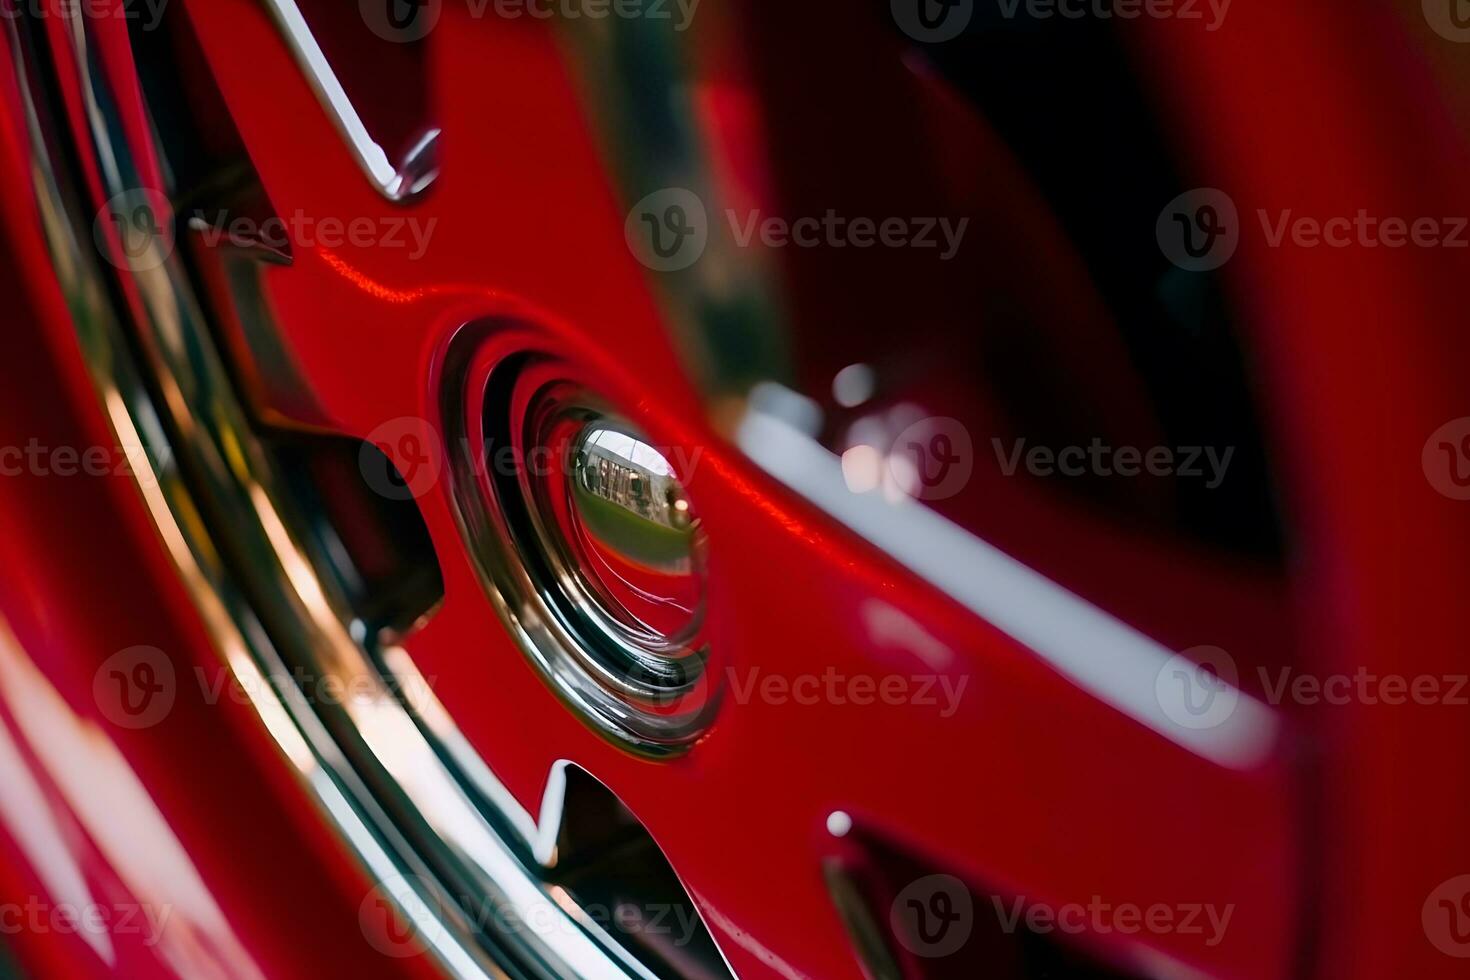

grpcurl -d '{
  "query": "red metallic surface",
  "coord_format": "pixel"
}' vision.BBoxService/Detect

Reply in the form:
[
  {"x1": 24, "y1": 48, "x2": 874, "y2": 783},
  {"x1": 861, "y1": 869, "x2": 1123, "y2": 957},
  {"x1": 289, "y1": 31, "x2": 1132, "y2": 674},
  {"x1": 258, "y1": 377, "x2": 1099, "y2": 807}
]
[
  {"x1": 0, "y1": 1, "x2": 1466, "y2": 978},
  {"x1": 0, "y1": 71, "x2": 443, "y2": 980}
]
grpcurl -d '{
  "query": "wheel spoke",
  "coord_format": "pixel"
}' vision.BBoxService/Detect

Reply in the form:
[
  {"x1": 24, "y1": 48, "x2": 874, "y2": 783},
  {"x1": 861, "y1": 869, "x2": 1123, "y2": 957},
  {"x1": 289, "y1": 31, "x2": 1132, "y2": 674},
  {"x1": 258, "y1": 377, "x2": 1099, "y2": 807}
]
[
  {"x1": 178, "y1": 5, "x2": 691, "y2": 445},
  {"x1": 182, "y1": 2, "x2": 405, "y2": 220}
]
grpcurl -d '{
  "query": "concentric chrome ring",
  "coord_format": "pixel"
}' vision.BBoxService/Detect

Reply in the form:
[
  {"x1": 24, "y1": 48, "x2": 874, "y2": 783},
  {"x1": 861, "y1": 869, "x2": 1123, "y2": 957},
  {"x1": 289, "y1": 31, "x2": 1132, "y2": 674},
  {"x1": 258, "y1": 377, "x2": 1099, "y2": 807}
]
[{"x1": 442, "y1": 332, "x2": 721, "y2": 755}]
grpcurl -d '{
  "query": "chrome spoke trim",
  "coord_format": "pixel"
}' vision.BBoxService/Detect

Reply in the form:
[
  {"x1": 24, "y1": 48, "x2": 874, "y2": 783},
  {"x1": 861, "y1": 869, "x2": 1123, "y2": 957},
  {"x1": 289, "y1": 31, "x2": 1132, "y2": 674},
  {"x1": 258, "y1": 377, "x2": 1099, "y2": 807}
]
[
  {"x1": 736, "y1": 392, "x2": 1280, "y2": 770},
  {"x1": 261, "y1": 0, "x2": 439, "y2": 202}
]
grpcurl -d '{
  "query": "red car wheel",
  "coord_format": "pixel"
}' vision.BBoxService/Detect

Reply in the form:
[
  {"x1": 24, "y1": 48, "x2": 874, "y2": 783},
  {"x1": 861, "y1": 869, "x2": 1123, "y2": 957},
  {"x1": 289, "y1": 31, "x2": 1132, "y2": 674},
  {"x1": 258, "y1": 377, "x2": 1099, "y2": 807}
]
[{"x1": 0, "y1": 1, "x2": 1466, "y2": 978}]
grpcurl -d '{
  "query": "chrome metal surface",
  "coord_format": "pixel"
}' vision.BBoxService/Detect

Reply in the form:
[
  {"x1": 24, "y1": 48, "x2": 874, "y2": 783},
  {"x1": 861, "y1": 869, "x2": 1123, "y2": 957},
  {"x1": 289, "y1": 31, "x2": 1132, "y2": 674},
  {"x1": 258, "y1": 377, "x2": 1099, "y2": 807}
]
[
  {"x1": 441, "y1": 344, "x2": 720, "y2": 756},
  {"x1": 532, "y1": 413, "x2": 706, "y2": 658},
  {"x1": 572, "y1": 423, "x2": 698, "y2": 560}
]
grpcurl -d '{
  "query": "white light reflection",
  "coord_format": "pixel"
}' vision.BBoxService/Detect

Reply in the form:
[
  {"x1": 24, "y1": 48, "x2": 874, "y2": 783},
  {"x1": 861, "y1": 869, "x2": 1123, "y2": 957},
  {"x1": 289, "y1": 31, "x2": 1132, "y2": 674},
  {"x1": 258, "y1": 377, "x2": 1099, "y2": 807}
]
[
  {"x1": 0, "y1": 700, "x2": 113, "y2": 964},
  {"x1": 832, "y1": 364, "x2": 876, "y2": 408},
  {"x1": 0, "y1": 620, "x2": 262, "y2": 979},
  {"x1": 261, "y1": 0, "x2": 396, "y2": 189},
  {"x1": 839, "y1": 445, "x2": 884, "y2": 494},
  {"x1": 736, "y1": 404, "x2": 1279, "y2": 770}
]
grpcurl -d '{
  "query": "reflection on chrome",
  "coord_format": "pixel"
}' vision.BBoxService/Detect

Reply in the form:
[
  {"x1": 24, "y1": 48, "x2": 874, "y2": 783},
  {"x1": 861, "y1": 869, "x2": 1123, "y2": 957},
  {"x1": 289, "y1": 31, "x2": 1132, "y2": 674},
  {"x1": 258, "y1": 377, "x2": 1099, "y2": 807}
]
[
  {"x1": 441, "y1": 351, "x2": 718, "y2": 755},
  {"x1": 575, "y1": 426, "x2": 694, "y2": 535},
  {"x1": 736, "y1": 386, "x2": 1280, "y2": 771}
]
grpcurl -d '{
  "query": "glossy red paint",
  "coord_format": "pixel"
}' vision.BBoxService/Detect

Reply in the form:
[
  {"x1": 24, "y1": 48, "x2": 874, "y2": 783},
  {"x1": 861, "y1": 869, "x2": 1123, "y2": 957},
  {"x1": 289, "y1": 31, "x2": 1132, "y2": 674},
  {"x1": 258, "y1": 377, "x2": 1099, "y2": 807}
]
[
  {"x1": 0, "y1": 86, "x2": 443, "y2": 980},
  {"x1": 0, "y1": 1, "x2": 1465, "y2": 978}
]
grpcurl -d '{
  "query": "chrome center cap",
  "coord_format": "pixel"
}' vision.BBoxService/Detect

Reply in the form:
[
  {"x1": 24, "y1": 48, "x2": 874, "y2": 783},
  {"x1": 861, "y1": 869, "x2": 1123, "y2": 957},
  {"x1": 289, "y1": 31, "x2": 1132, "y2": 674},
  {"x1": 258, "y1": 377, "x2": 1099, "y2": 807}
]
[
  {"x1": 521, "y1": 408, "x2": 710, "y2": 681},
  {"x1": 566, "y1": 421, "x2": 704, "y2": 641},
  {"x1": 445, "y1": 346, "x2": 720, "y2": 754}
]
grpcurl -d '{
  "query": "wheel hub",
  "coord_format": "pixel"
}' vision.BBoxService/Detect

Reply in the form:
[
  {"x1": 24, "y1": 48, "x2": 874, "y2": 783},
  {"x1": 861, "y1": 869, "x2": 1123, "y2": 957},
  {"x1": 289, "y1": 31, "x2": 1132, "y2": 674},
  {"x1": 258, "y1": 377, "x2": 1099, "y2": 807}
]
[{"x1": 443, "y1": 337, "x2": 720, "y2": 754}]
